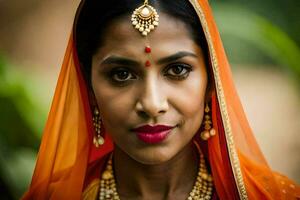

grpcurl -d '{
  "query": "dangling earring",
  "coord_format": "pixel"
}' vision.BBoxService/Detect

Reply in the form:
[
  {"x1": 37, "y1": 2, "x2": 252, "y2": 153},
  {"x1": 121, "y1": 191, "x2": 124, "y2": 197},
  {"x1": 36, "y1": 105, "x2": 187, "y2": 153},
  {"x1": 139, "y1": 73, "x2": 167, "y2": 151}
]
[
  {"x1": 200, "y1": 103, "x2": 216, "y2": 140},
  {"x1": 93, "y1": 107, "x2": 105, "y2": 147}
]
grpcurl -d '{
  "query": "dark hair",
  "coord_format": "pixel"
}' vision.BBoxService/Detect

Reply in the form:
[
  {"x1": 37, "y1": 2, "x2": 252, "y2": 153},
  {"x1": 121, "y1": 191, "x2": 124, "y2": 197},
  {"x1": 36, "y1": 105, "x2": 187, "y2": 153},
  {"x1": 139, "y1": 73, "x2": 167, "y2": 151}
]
[{"x1": 75, "y1": 0, "x2": 209, "y2": 85}]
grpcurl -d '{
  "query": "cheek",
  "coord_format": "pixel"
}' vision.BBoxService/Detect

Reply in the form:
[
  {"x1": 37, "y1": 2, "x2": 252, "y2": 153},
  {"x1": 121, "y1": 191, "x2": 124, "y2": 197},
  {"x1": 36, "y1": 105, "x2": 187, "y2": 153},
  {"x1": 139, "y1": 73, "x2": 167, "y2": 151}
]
[
  {"x1": 176, "y1": 80, "x2": 206, "y2": 144},
  {"x1": 170, "y1": 70, "x2": 207, "y2": 118},
  {"x1": 168, "y1": 67, "x2": 208, "y2": 140},
  {"x1": 91, "y1": 76, "x2": 135, "y2": 130}
]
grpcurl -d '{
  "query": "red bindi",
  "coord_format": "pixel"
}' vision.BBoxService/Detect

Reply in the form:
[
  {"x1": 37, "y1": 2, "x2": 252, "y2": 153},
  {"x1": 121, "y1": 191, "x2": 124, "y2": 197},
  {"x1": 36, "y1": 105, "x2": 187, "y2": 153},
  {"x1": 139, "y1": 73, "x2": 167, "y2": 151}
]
[
  {"x1": 145, "y1": 46, "x2": 151, "y2": 53},
  {"x1": 145, "y1": 60, "x2": 151, "y2": 67}
]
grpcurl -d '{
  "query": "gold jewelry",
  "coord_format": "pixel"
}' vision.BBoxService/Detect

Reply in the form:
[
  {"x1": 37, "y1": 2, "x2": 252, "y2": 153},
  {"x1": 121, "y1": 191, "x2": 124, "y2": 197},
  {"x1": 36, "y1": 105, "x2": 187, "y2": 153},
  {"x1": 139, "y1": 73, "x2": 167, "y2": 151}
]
[
  {"x1": 131, "y1": 0, "x2": 159, "y2": 36},
  {"x1": 98, "y1": 142, "x2": 214, "y2": 200},
  {"x1": 93, "y1": 107, "x2": 104, "y2": 148},
  {"x1": 200, "y1": 103, "x2": 216, "y2": 140}
]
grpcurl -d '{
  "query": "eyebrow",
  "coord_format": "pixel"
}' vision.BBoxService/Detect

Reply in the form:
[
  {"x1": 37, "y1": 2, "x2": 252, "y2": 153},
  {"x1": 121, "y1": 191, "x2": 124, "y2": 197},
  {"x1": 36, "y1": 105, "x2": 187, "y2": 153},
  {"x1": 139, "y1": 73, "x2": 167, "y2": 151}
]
[
  {"x1": 101, "y1": 56, "x2": 140, "y2": 67},
  {"x1": 100, "y1": 51, "x2": 197, "y2": 66},
  {"x1": 157, "y1": 51, "x2": 198, "y2": 64}
]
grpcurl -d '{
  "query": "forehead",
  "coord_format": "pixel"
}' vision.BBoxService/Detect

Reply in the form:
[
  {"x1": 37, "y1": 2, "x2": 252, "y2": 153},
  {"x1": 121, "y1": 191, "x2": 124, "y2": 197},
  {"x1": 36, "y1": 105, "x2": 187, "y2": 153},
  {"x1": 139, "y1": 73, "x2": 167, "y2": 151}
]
[{"x1": 97, "y1": 13, "x2": 200, "y2": 55}]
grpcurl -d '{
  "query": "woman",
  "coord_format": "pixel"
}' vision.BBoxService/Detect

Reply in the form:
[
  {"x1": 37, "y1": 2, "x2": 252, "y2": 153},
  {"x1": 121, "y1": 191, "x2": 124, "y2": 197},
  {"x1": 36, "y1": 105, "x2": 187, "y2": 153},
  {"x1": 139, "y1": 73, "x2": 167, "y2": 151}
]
[{"x1": 23, "y1": 0, "x2": 299, "y2": 199}]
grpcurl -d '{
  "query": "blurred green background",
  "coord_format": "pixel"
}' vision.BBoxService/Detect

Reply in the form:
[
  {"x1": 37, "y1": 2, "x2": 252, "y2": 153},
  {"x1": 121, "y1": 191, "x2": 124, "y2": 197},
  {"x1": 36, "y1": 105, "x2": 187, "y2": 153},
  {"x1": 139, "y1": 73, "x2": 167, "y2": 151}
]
[{"x1": 0, "y1": 0, "x2": 299, "y2": 199}]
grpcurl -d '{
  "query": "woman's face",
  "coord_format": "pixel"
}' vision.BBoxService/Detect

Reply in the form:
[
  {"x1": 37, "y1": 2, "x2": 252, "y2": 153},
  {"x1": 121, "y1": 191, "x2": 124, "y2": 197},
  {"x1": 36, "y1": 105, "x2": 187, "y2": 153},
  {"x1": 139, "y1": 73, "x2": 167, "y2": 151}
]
[{"x1": 91, "y1": 13, "x2": 208, "y2": 165}]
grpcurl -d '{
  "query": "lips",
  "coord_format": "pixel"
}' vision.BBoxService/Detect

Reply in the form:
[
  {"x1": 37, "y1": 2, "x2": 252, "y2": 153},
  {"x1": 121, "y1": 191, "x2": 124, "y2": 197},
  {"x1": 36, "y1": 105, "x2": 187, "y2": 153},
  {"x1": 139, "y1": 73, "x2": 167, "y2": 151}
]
[
  {"x1": 132, "y1": 125, "x2": 174, "y2": 133},
  {"x1": 131, "y1": 124, "x2": 175, "y2": 144}
]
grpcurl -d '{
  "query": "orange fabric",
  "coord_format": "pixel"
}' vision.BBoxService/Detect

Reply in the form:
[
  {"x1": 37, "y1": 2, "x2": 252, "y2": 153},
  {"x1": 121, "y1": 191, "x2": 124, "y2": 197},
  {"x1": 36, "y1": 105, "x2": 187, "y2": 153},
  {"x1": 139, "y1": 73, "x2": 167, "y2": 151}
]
[
  {"x1": 22, "y1": 0, "x2": 299, "y2": 199},
  {"x1": 196, "y1": 0, "x2": 299, "y2": 199}
]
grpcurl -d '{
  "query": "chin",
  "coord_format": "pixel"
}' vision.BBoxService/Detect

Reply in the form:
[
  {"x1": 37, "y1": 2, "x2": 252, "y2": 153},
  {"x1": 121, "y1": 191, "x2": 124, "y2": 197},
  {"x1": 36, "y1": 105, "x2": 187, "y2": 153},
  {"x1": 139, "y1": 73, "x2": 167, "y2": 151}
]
[{"x1": 129, "y1": 146, "x2": 177, "y2": 165}]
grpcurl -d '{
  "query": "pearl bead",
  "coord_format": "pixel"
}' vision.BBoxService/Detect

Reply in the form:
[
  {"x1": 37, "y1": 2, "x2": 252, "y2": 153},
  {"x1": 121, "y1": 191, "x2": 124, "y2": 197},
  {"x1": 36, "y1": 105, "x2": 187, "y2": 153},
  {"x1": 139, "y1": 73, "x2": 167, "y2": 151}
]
[
  {"x1": 210, "y1": 129, "x2": 216, "y2": 136},
  {"x1": 141, "y1": 7, "x2": 150, "y2": 17},
  {"x1": 201, "y1": 131, "x2": 210, "y2": 140},
  {"x1": 149, "y1": 25, "x2": 154, "y2": 30},
  {"x1": 139, "y1": 27, "x2": 144, "y2": 32}
]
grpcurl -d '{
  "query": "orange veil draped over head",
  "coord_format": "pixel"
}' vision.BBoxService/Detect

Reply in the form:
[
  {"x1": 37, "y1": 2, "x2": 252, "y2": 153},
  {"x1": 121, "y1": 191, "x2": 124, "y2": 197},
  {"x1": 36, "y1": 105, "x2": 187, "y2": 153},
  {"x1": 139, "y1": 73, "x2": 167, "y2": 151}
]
[{"x1": 22, "y1": 0, "x2": 299, "y2": 199}]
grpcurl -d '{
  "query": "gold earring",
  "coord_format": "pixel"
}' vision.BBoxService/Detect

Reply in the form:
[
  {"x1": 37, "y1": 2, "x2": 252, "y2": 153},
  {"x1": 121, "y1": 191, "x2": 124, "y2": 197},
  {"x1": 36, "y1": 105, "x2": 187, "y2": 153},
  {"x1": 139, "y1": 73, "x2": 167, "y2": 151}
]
[
  {"x1": 93, "y1": 107, "x2": 104, "y2": 147},
  {"x1": 200, "y1": 103, "x2": 216, "y2": 140}
]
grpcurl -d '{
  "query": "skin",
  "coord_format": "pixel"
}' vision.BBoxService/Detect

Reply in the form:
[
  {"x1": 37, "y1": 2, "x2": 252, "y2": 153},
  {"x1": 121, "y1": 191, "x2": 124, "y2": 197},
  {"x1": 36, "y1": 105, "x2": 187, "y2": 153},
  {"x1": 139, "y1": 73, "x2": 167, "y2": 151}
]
[{"x1": 91, "y1": 13, "x2": 209, "y2": 200}]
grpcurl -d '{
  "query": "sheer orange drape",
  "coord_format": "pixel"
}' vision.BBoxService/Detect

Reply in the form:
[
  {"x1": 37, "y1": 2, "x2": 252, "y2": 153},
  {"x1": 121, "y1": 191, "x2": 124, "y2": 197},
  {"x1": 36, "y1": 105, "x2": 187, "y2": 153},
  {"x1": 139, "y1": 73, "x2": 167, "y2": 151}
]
[
  {"x1": 193, "y1": 0, "x2": 299, "y2": 199},
  {"x1": 21, "y1": 34, "x2": 114, "y2": 199},
  {"x1": 23, "y1": 0, "x2": 299, "y2": 199}
]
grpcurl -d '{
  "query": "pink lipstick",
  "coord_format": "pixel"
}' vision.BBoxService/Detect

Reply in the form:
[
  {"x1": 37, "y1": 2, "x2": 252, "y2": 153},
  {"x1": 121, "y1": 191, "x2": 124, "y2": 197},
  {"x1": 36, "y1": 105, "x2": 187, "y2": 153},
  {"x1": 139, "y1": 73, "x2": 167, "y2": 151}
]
[{"x1": 131, "y1": 124, "x2": 175, "y2": 144}]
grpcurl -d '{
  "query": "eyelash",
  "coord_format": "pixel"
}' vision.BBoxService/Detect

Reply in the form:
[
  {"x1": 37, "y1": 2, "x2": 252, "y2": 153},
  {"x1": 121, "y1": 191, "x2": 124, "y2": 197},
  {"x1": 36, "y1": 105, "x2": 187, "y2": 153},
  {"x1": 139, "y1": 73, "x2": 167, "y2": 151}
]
[
  {"x1": 163, "y1": 63, "x2": 193, "y2": 80},
  {"x1": 108, "y1": 63, "x2": 193, "y2": 85},
  {"x1": 108, "y1": 68, "x2": 137, "y2": 85}
]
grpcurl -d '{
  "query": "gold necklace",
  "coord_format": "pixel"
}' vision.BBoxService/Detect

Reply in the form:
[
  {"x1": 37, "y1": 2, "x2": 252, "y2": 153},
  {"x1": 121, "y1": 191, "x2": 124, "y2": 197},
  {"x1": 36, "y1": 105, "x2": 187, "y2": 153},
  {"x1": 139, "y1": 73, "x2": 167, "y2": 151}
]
[{"x1": 98, "y1": 142, "x2": 214, "y2": 200}]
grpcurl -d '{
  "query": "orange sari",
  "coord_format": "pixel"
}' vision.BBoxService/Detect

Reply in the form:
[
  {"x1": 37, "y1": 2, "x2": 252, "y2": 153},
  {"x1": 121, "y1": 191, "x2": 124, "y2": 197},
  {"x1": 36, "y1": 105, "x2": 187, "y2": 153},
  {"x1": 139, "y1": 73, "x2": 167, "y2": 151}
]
[{"x1": 22, "y1": 0, "x2": 299, "y2": 199}]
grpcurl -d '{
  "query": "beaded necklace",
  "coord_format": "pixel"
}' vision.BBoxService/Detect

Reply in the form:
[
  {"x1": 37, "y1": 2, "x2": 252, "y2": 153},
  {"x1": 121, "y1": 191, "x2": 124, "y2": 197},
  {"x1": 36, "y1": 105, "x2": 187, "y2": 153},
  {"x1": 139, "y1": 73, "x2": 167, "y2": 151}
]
[{"x1": 98, "y1": 142, "x2": 213, "y2": 200}]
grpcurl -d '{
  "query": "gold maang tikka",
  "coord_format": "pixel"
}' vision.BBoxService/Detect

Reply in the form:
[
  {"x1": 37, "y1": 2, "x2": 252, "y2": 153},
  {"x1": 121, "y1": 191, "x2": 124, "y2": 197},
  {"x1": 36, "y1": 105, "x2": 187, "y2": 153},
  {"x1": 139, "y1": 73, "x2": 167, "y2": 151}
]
[{"x1": 131, "y1": 0, "x2": 159, "y2": 36}]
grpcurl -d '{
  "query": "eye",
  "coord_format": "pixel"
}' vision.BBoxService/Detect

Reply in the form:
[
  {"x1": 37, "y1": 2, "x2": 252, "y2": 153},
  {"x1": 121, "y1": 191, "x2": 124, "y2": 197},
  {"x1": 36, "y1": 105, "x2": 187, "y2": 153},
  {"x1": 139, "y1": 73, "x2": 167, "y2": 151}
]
[
  {"x1": 164, "y1": 63, "x2": 192, "y2": 79},
  {"x1": 110, "y1": 68, "x2": 136, "y2": 82}
]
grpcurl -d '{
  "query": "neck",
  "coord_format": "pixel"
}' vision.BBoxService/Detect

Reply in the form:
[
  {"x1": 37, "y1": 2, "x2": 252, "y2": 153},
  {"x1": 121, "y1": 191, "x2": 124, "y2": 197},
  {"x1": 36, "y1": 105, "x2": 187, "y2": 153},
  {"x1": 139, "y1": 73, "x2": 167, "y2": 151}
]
[{"x1": 113, "y1": 142, "x2": 198, "y2": 200}]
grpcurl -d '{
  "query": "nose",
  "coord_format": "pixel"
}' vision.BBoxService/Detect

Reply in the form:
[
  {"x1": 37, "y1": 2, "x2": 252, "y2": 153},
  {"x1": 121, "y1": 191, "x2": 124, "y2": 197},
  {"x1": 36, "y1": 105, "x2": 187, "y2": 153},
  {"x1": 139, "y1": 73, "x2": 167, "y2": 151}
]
[{"x1": 135, "y1": 76, "x2": 169, "y2": 118}]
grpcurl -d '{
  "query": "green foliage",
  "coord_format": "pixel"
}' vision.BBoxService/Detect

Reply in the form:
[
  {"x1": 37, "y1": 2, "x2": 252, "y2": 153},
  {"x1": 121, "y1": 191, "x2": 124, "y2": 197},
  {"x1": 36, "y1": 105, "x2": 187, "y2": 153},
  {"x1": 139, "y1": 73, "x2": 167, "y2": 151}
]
[
  {"x1": 0, "y1": 55, "x2": 46, "y2": 199},
  {"x1": 211, "y1": 3, "x2": 300, "y2": 82}
]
